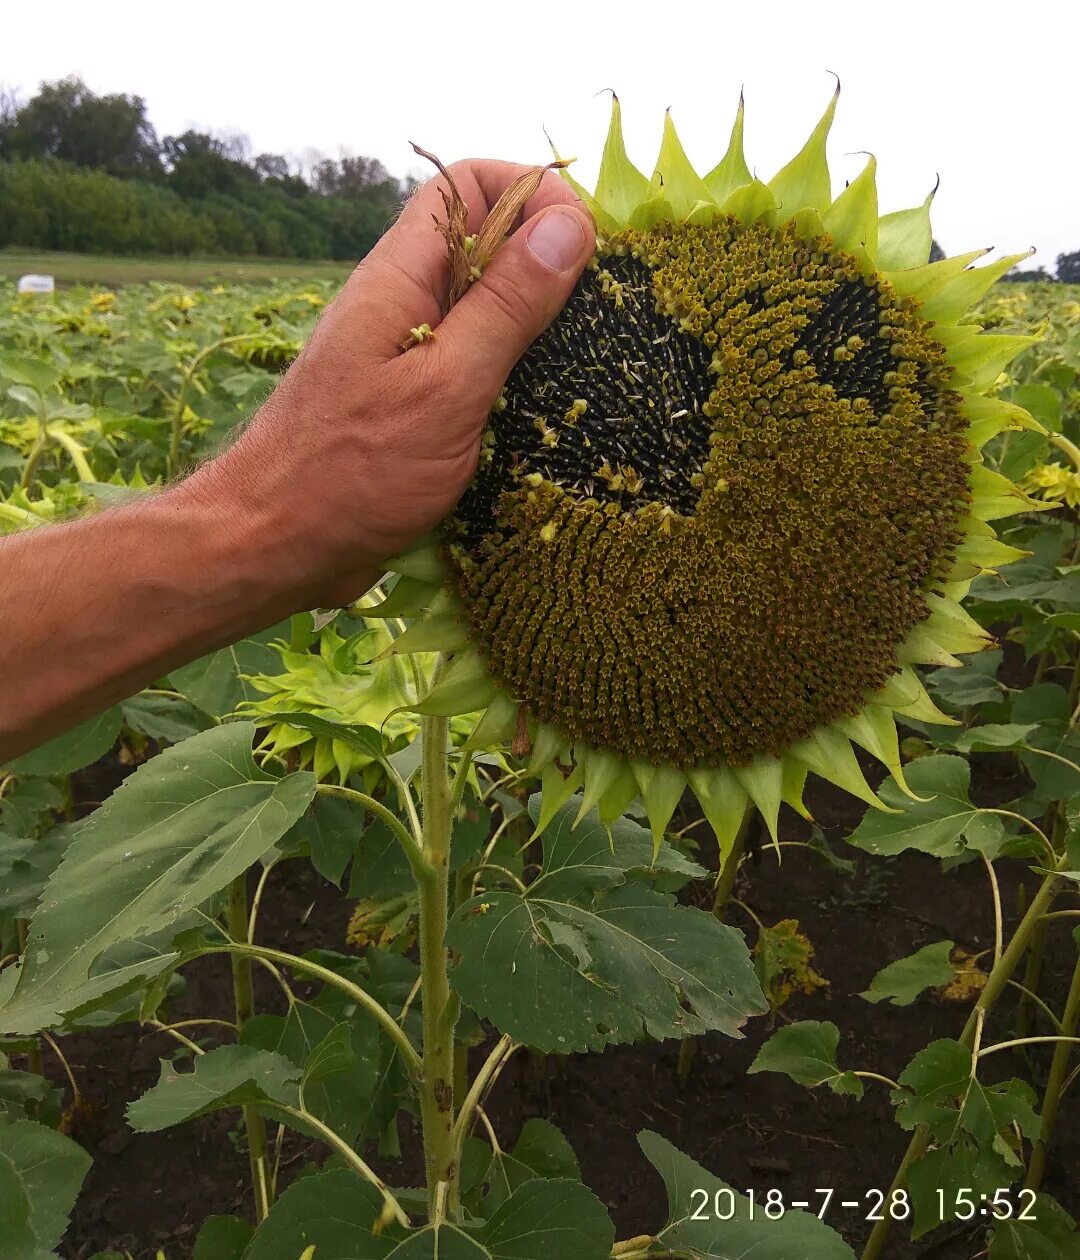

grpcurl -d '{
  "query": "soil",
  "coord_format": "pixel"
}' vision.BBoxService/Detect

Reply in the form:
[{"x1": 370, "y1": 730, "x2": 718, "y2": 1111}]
[{"x1": 18, "y1": 724, "x2": 1080, "y2": 1260}]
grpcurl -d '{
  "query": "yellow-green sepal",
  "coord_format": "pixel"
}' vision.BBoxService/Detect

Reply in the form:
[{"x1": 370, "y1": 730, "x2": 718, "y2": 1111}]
[
  {"x1": 527, "y1": 722, "x2": 568, "y2": 777},
  {"x1": 768, "y1": 82, "x2": 838, "y2": 219},
  {"x1": 384, "y1": 540, "x2": 445, "y2": 584},
  {"x1": 704, "y1": 92, "x2": 752, "y2": 204},
  {"x1": 719, "y1": 178, "x2": 777, "y2": 229},
  {"x1": 411, "y1": 651, "x2": 497, "y2": 716},
  {"x1": 574, "y1": 745, "x2": 626, "y2": 826},
  {"x1": 632, "y1": 761, "x2": 687, "y2": 856},
  {"x1": 947, "y1": 331, "x2": 1042, "y2": 391},
  {"x1": 964, "y1": 394, "x2": 1045, "y2": 449},
  {"x1": 781, "y1": 759, "x2": 812, "y2": 822},
  {"x1": 598, "y1": 761, "x2": 640, "y2": 826},
  {"x1": 922, "y1": 594, "x2": 995, "y2": 655},
  {"x1": 896, "y1": 623, "x2": 964, "y2": 668},
  {"x1": 532, "y1": 761, "x2": 586, "y2": 838},
  {"x1": 821, "y1": 155, "x2": 878, "y2": 258},
  {"x1": 884, "y1": 249, "x2": 990, "y2": 302},
  {"x1": 375, "y1": 610, "x2": 467, "y2": 658},
  {"x1": 651, "y1": 111, "x2": 715, "y2": 221},
  {"x1": 361, "y1": 575, "x2": 442, "y2": 619},
  {"x1": 877, "y1": 667, "x2": 959, "y2": 727},
  {"x1": 920, "y1": 252, "x2": 1036, "y2": 326},
  {"x1": 969, "y1": 464, "x2": 1047, "y2": 521},
  {"x1": 791, "y1": 728, "x2": 898, "y2": 813},
  {"x1": 594, "y1": 93, "x2": 651, "y2": 228},
  {"x1": 629, "y1": 193, "x2": 676, "y2": 231},
  {"x1": 838, "y1": 706, "x2": 922, "y2": 800},
  {"x1": 876, "y1": 182, "x2": 936, "y2": 271},
  {"x1": 687, "y1": 766, "x2": 750, "y2": 871},
  {"x1": 731, "y1": 754, "x2": 783, "y2": 845},
  {"x1": 950, "y1": 520, "x2": 1029, "y2": 576},
  {"x1": 463, "y1": 690, "x2": 519, "y2": 751}
]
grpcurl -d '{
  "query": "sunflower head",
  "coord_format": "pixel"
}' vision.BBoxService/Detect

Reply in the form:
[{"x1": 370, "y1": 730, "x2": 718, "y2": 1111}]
[{"x1": 369, "y1": 88, "x2": 1042, "y2": 859}]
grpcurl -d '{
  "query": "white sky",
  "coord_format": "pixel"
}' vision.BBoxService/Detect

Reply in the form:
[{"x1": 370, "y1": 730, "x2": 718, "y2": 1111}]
[{"x1": 3, "y1": 0, "x2": 1078, "y2": 271}]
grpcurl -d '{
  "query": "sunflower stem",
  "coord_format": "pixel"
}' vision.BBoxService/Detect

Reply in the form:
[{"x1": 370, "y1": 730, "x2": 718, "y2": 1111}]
[
  {"x1": 677, "y1": 806, "x2": 755, "y2": 1085},
  {"x1": 225, "y1": 874, "x2": 272, "y2": 1223},
  {"x1": 417, "y1": 656, "x2": 460, "y2": 1220},
  {"x1": 1024, "y1": 930, "x2": 1080, "y2": 1193},
  {"x1": 859, "y1": 869, "x2": 1062, "y2": 1260}
]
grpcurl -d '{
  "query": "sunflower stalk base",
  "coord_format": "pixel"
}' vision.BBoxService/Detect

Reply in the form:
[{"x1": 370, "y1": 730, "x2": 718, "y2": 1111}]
[
  {"x1": 860, "y1": 869, "x2": 1063, "y2": 1260},
  {"x1": 417, "y1": 688, "x2": 460, "y2": 1217}
]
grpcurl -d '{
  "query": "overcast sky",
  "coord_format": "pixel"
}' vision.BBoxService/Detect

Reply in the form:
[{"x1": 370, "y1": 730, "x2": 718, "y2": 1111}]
[{"x1": 4, "y1": 0, "x2": 1077, "y2": 271}]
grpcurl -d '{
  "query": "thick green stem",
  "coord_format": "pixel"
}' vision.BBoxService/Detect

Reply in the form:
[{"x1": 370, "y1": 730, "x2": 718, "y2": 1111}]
[
  {"x1": 226, "y1": 875, "x2": 271, "y2": 1222},
  {"x1": 417, "y1": 694, "x2": 458, "y2": 1219},
  {"x1": 860, "y1": 870, "x2": 1062, "y2": 1260},
  {"x1": 1025, "y1": 933, "x2": 1080, "y2": 1192},
  {"x1": 677, "y1": 808, "x2": 754, "y2": 1086}
]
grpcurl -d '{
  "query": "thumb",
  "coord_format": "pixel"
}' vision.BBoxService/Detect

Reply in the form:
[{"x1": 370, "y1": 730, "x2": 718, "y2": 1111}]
[{"x1": 434, "y1": 203, "x2": 595, "y2": 404}]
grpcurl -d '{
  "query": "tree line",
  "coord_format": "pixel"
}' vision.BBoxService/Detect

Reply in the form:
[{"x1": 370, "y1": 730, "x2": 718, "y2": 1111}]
[{"x1": 0, "y1": 78, "x2": 408, "y2": 260}]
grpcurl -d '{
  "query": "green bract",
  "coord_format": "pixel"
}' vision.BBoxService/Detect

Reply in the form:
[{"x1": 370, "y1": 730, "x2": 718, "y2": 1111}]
[{"x1": 367, "y1": 89, "x2": 1044, "y2": 857}]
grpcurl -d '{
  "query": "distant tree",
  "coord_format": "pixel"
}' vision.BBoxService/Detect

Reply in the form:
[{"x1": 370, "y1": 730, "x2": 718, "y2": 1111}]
[
  {"x1": 310, "y1": 152, "x2": 400, "y2": 200},
  {"x1": 253, "y1": 152, "x2": 290, "y2": 181},
  {"x1": 929, "y1": 238, "x2": 945, "y2": 263},
  {"x1": 0, "y1": 76, "x2": 160, "y2": 175},
  {"x1": 1058, "y1": 251, "x2": 1080, "y2": 285},
  {"x1": 162, "y1": 130, "x2": 258, "y2": 200}
]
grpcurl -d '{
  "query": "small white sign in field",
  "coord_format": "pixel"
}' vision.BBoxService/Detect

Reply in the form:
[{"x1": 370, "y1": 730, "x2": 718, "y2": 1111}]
[{"x1": 17, "y1": 274, "x2": 56, "y2": 294}]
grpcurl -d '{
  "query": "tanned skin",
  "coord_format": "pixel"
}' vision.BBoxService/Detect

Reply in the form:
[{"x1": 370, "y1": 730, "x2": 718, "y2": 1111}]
[{"x1": 0, "y1": 161, "x2": 595, "y2": 761}]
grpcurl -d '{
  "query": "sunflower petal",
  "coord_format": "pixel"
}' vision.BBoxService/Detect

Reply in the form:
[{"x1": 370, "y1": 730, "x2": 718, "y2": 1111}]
[
  {"x1": 704, "y1": 92, "x2": 752, "y2": 204},
  {"x1": 768, "y1": 82, "x2": 839, "y2": 219},
  {"x1": 594, "y1": 93, "x2": 650, "y2": 227},
  {"x1": 412, "y1": 651, "x2": 497, "y2": 716},
  {"x1": 575, "y1": 745, "x2": 626, "y2": 825},
  {"x1": 376, "y1": 610, "x2": 467, "y2": 658},
  {"x1": 361, "y1": 575, "x2": 442, "y2": 619},
  {"x1": 384, "y1": 541, "x2": 445, "y2": 583},
  {"x1": 876, "y1": 182, "x2": 936, "y2": 270},
  {"x1": 532, "y1": 762, "x2": 586, "y2": 837},
  {"x1": 527, "y1": 722, "x2": 569, "y2": 776},
  {"x1": 838, "y1": 706, "x2": 921, "y2": 799},
  {"x1": 732, "y1": 755, "x2": 783, "y2": 844},
  {"x1": 781, "y1": 759, "x2": 812, "y2": 821},
  {"x1": 884, "y1": 249, "x2": 991, "y2": 301},
  {"x1": 651, "y1": 111, "x2": 715, "y2": 220},
  {"x1": 463, "y1": 691, "x2": 519, "y2": 751},
  {"x1": 822, "y1": 155, "x2": 878, "y2": 258},
  {"x1": 719, "y1": 178, "x2": 777, "y2": 228},
  {"x1": 920, "y1": 252, "x2": 1036, "y2": 325},
  {"x1": 964, "y1": 395, "x2": 1045, "y2": 448},
  {"x1": 896, "y1": 623, "x2": 964, "y2": 668},
  {"x1": 792, "y1": 728, "x2": 896, "y2": 812},
  {"x1": 632, "y1": 761, "x2": 687, "y2": 855},
  {"x1": 877, "y1": 668, "x2": 959, "y2": 726},
  {"x1": 687, "y1": 766, "x2": 750, "y2": 870},
  {"x1": 598, "y1": 762, "x2": 641, "y2": 826}
]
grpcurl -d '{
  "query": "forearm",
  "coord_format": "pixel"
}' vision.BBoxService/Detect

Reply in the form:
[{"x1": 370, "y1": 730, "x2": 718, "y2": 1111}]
[{"x1": 0, "y1": 465, "x2": 376, "y2": 762}]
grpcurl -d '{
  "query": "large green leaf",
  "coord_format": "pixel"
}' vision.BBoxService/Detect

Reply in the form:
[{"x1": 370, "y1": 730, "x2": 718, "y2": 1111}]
[
  {"x1": 907, "y1": 1141, "x2": 1015, "y2": 1239},
  {"x1": 244, "y1": 1169, "x2": 613, "y2": 1259},
  {"x1": 121, "y1": 692, "x2": 214, "y2": 744},
  {"x1": 169, "y1": 621, "x2": 288, "y2": 716},
  {"x1": 859, "y1": 941, "x2": 958, "y2": 1006},
  {"x1": 446, "y1": 802, "x2": 764, "y2": 1053},
  {"x1": 990, "y1": 1194, "x2": 1080, "y2": 1258},
  {"x1": 240, "y1": 1000, "x2": 381, "y2": 1141},
  {"x1": 0, "y1": 1119, "x2": 91, "y2": 1260},
  {"x1": 639, "y1": 1130, "x2": 856, "y2": 1258},
  {"x1": 3, "y1": 706, "x2": 122, "y2": 776},
  {"x1": 848, "y1": 755, "x2": 1003, "y2": 858},
  {"x1": 0, "y1": 723, "x2": 314, "y2": 1034},
  {"x1": 127, "y1": 1045, "x2": 300, "y2": 1130},
  {"x1": 748, "y1": 1021, "x2": 863, "y2": 1098}
]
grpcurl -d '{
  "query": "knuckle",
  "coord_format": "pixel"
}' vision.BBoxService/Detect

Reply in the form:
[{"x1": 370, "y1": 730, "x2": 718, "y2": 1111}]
[{"x1": 477, "y1": 270, "x2": 527, "y2": 330}]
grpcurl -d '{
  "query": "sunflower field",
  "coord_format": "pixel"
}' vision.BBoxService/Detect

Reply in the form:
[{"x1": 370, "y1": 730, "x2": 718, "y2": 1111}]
[{"x1": 2, "y1": 97, "x2": 1080, "y2": 1260}]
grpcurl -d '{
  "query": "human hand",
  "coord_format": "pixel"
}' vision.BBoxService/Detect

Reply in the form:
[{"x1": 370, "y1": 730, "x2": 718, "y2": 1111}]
[{"x1": 189, "y1": 159, "x2": 596, "y2": 610}]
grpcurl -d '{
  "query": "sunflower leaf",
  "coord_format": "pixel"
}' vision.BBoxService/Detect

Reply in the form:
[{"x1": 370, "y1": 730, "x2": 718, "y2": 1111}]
[
  {"x1": 0, "y1": 1119, "x2": 91, "y2": 1259},
  {"x1": 639, "y1": 1129, "x2": 857, "y2": 1259},
  {"x1": 748, "y1": 1020, "x2": 863, "y2": 1098},
  {"x1": 847, "y1": 754, "x2": 1004, "y2": 859},
  {"x1": 446, "y1": 798, "x2": 763, "y2": 1052}
]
